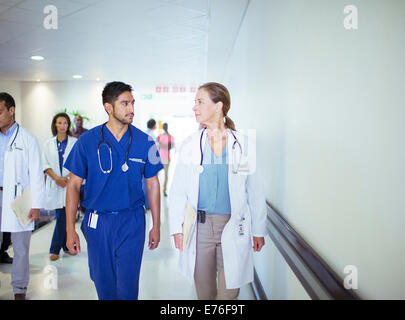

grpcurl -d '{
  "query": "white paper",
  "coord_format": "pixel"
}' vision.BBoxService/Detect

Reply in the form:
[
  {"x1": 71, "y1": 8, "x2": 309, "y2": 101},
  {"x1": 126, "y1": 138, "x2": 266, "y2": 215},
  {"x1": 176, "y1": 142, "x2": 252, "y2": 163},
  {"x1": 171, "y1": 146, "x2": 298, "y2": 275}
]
[
  {"x1": 11, "y1": 186, "x2": 32, "y2": 228},
  {"x1": 182, "y1": 201, "x2": 196, "y2": 251}
]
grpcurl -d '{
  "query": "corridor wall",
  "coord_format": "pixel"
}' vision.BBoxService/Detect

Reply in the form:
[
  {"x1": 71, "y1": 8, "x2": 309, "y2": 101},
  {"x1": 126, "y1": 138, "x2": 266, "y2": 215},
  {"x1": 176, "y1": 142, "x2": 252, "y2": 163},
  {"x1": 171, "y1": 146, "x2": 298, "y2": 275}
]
[{"x1": 219, "y1": 0, "x2": 405, "y2": 299}]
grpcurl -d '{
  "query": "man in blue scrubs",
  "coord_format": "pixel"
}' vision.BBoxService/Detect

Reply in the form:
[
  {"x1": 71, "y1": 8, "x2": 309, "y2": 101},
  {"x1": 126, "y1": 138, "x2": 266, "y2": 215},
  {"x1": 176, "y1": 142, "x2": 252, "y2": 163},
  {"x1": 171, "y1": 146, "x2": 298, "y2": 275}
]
[{"x1": 65, "y1": 81, "x2": 163, "y2": 300}]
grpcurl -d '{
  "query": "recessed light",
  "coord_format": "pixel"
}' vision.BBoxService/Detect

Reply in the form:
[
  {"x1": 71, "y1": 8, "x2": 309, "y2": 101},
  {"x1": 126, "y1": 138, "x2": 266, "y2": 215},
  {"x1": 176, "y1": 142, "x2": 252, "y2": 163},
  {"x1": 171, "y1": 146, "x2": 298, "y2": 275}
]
[
  {"x1": 73, "y1": 75, "x2": 82, "y2": 79},
  {"x1": 36, "y1": 79, "x2": 41, "y2": 82},
  {"x1": 96, "y1": 77, "x2": 100, "y2": 81},
  {"x1": 31, "y1": 55, "x2": 45, "y2": 61}
]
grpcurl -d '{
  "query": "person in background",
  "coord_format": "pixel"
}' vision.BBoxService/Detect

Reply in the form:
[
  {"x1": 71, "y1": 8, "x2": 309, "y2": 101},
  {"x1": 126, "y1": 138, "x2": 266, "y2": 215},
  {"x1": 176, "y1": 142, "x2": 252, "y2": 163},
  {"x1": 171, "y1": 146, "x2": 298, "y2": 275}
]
[
  {"x1": 0, "y1": 231, "x2": 12, "y2": 263},
  {"x1": 169, "y1": 82, "x2": 267, "y2": 300},
  {"x1": 72, "y1": 115, "x2": 87, "y2": 217},
  {"x1": 73, "y1": 115, "x2": 88, "y2": 139},
  {"x1": 146, "y1": 118, "x2": 157, "y2": 142},
  {"x1": 157, "y1": 123, "x2": 174, "y2": 197},
  {"x1": 0, "y1": 92, "x2": 45, "y2": 300},
  {"x1": 42, "y1": 113, "x2": 77, "y2": 261},
  {"x1": 143, "y1": 118, "x2": 157, "y2": 209}
]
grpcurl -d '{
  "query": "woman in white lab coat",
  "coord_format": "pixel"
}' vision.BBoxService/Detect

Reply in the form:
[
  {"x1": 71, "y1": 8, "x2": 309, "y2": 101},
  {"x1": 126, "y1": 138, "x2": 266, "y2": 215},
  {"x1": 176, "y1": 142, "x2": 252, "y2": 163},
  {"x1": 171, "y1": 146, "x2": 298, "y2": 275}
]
[
  {"x1": 169, "y1": 82, "x2": 267, "y2": 300},
  {"x1": 42, "y1": 113, "x2": 77, "y2": 261}
]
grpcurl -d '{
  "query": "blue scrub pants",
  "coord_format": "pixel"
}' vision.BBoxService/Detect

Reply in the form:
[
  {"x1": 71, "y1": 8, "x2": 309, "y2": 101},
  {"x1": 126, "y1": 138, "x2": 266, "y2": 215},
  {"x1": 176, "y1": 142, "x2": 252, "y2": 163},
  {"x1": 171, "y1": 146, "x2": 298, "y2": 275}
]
[
  {"x1": 82, "y1": 207, "x2": 146, "y2": 300},
  {"x1": 49, "y1": 208, "x2": 68, "y2": 254}
]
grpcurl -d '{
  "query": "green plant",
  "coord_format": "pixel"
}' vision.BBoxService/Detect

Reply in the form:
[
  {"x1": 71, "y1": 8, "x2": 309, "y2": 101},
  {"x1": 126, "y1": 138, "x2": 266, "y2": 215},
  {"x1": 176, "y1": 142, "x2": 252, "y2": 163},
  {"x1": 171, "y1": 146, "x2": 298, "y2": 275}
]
[{"x1": 69, "y1": 110, "x2": 90, "y2": 121}]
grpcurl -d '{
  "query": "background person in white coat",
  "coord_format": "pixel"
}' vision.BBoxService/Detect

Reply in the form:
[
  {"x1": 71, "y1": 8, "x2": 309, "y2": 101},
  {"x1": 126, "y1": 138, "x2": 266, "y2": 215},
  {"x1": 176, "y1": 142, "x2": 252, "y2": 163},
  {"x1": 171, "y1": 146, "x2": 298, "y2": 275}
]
[
  {"x1": 42, "y1": 112, "x2": 77, "y2": 261},
  {"x1": 169, "y1": 83, "x2": 267, "y2": 300},
  {"x1": 0, "y1": 92, "x2": 45, "y2": 300}
]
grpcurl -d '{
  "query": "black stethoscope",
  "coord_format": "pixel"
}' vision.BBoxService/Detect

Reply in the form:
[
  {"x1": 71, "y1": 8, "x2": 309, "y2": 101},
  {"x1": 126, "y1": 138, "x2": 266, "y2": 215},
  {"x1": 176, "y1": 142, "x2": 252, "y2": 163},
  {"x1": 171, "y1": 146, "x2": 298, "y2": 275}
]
[
  {"x1": 198, "y1": 128, "x2": 242, "y2": 174},
  {"x1": 97, "y1": 123, "x2": 132, "y2": 174},
  {"x1": 7, "y1": 123, "x2": 20, "y2": 152}
]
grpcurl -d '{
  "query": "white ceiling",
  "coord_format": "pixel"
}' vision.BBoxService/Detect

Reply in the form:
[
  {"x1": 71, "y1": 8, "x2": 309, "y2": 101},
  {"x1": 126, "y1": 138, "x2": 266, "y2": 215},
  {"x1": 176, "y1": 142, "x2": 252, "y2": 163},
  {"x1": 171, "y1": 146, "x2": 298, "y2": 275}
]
[{"x1": 0, "y1": 0, "x2": 248, "y2": 85}]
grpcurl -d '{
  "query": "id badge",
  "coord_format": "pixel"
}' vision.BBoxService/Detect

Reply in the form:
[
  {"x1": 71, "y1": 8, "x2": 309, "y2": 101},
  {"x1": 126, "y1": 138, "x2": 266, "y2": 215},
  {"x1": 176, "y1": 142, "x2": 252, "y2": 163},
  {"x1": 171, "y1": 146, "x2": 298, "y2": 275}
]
[
  {"x1": 88, "y1": 211, "x2": 98, "y2": 229},
  {"x1": 238, "y1": 223, "x2": 244, "y2": 236},
  {"x1": 238, "y1": 217, "x2": 246, "y2": 236}
]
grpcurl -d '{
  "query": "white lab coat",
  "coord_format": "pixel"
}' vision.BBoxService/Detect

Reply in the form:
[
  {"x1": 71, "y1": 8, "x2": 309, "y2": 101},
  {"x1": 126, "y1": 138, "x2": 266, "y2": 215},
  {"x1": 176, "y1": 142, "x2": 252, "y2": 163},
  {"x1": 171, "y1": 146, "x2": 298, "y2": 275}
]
[
  {"x1": 169, "y1": 129, "x2": 268, "y2": 289},
  {"x1": 42, "y1": 136, "x2": 77, "y2": 210},
  {"x1": 1, "y1": 125, "x2": 45, "y2": 232}
]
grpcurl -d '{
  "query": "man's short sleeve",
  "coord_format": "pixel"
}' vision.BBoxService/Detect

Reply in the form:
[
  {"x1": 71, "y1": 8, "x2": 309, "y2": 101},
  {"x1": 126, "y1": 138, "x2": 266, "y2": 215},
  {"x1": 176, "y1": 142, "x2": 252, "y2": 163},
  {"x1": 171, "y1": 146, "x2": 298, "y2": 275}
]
[
  {"x1": 144, "y1": 139, "x2": 163, "y2": 179},
  {"x1": 64, "y1": 138, "x2": 88, "y2": 179}
]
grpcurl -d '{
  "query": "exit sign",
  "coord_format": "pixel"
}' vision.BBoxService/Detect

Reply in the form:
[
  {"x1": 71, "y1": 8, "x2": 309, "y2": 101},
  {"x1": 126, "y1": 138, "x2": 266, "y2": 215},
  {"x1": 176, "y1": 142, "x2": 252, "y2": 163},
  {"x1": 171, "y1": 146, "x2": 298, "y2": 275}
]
[{"x1": 141, "y1": 94, "x2": 153, "y2": 100}]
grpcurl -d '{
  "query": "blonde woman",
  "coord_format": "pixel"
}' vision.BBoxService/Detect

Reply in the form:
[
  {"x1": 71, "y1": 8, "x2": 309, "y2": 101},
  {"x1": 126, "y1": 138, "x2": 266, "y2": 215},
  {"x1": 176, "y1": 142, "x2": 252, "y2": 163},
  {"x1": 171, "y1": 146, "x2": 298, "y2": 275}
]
[{"x1": 169, "y1": 82, "x2": 267, "y2": 300}]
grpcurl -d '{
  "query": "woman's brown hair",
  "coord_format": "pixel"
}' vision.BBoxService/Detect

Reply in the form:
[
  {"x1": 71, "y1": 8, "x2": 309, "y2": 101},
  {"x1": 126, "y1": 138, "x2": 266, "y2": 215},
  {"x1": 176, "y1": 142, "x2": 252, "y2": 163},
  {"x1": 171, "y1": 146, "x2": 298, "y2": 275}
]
[
  {"x1": 198, "y1": 82, "x2": 236, "y2": 131},
  {"x1": 51, "y1": 112, "x2": 73, "y2": 137}
]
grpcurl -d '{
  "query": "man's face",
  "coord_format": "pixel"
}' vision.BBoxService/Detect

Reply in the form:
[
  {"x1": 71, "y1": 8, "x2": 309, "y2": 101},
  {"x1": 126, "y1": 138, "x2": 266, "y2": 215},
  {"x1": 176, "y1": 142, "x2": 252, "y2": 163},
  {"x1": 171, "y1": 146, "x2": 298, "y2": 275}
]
[
  {"x1": 0, "y1": 101, "x2": 15, "y2": 131},
  {"x1": 106, "y1": 91, "x2": 135, "y2": 125},
  {"x1": 74, "y1": 116, "x2": 83, "y2": 128}
]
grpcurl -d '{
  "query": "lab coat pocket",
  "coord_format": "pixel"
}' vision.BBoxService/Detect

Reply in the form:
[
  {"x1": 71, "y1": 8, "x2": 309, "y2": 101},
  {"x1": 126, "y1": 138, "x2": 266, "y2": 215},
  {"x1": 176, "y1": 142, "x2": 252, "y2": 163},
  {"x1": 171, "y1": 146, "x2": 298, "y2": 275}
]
[
  {"x1": 44, "y1": 177, "x2": 57, "y2": 210},
  {"x1": 221, "y1": 216, "x2": 253, "y2": 289}
]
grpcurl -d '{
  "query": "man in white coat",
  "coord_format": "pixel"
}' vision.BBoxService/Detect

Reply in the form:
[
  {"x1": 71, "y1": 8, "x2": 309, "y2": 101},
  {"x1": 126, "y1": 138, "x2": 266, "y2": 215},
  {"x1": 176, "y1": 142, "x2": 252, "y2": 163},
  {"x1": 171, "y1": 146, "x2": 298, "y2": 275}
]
[{"x1": 0, "y1": 92, "x2": 45, "y2": 300}]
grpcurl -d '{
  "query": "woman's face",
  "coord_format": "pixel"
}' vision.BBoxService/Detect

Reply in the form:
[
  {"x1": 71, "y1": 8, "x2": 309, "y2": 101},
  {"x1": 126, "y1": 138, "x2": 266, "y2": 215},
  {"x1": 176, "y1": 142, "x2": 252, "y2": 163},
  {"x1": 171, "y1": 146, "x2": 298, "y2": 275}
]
[
  {"x1": 193, "y1": 89, "x2": 220, "y2": 124},
  {"x1": 55, "y1": 116, "x2": 68, "y2": 135}
]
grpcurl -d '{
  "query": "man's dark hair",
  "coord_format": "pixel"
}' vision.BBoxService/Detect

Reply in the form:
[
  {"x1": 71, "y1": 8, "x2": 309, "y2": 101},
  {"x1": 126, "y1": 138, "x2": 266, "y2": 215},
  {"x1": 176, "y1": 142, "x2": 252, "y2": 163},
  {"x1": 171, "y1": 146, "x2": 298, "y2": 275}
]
[
  {"x1": 0, "y1": 92, "x2": 16, "y2": 110},
  {"x1": 147, "y1": 119, "x2": 156, "y2": 129},
  {"x1": 102, "y1": 81, "x2": 133, "y2": 105}
]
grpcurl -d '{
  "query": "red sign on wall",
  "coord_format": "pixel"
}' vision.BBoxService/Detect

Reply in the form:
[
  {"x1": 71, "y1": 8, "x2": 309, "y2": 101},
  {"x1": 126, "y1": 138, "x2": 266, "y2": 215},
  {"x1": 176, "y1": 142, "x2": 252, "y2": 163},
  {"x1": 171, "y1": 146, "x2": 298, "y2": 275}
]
[{"x1": 155, "y1": 86, "x2": 197, "y2": 93}]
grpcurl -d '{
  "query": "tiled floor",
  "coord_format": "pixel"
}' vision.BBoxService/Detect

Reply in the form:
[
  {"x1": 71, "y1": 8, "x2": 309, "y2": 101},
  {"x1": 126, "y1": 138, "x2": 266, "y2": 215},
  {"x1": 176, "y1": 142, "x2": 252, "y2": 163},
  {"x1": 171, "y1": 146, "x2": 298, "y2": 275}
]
[{"x1": 0, "y1": 173, "x2": 255, "y2": 300}]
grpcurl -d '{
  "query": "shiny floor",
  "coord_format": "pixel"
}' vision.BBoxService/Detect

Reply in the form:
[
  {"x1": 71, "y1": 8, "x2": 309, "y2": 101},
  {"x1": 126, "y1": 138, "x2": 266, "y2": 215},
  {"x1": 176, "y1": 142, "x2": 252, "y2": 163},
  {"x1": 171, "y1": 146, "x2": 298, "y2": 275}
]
[{"x1": 0, "y1": 174, "x2": 255, "y2": 300}]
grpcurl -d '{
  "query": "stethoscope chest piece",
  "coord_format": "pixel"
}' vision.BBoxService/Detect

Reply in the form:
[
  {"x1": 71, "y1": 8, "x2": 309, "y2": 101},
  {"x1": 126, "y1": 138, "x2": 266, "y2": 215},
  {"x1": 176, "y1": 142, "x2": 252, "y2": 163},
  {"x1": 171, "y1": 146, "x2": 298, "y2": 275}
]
[
  {"x1": 197, "y1": 165, "x2": 204, "y2": 174},
  {"x1": 122, "y1": 162, "x2": 129, "y2": 172}
]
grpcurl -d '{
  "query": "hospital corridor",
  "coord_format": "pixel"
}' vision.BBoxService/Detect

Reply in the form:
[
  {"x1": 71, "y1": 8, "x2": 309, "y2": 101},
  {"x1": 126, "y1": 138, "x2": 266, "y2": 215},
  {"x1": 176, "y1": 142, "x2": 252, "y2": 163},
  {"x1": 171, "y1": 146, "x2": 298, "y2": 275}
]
[
  {"x1": 0, "y1": 171, "x2": 254, "y2": 300},
  {"x1": 0, "y1": 0, "x2": 405, "y2": 302}
]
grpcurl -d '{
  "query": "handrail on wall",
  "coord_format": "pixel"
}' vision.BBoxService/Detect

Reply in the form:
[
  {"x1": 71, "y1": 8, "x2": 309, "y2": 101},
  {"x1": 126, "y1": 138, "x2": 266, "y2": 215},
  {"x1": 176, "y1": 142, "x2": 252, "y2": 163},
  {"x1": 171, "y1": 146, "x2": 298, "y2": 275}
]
[{"x1": 252, "y1": 200, "x2": 360, "y2": 300}]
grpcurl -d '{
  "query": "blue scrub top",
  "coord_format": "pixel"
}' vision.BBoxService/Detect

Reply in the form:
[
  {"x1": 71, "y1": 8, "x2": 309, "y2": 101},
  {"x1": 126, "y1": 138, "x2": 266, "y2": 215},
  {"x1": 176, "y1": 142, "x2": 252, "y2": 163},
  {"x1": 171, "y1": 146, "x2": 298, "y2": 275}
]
[
  {"x1": 197, "y1": 138, "x2": 232, "y2": 214},
  {"x1": 57, "y1": 138, "x2": 68, "y2": 175},
  {"x1": 64, "y1": 124, "x2": 163, "y2": 212}
]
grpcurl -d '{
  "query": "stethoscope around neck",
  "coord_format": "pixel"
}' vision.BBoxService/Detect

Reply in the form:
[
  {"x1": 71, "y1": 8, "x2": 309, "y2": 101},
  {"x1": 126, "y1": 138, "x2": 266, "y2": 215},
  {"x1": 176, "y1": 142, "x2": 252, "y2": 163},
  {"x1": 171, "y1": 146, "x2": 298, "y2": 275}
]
[
  {"x1": 198, "y1": 128, "x2": 242, "y2": 174},
  {"x1": 7, "y1": 123, "x2": 20, "y2": 152},
  {"x1": 97, "y1": 122, "x2": 132, "y2": 174}
]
